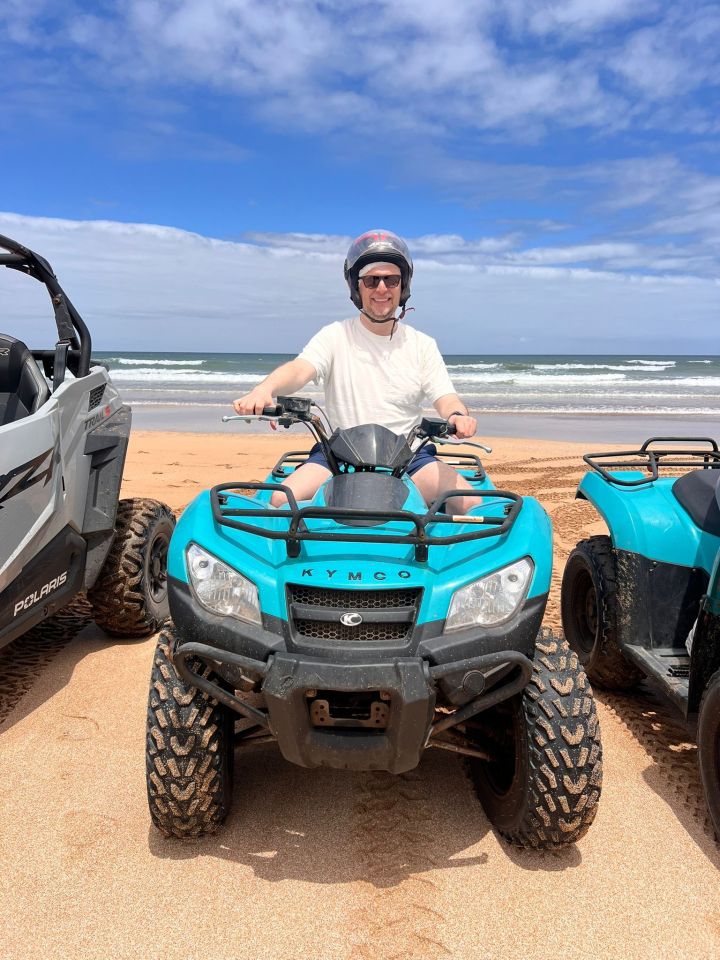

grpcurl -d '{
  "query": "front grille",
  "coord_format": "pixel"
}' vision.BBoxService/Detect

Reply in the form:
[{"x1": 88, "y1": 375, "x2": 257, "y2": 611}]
[
  {"x1": 289, "y1": 584, "x2": 419, "y2": 609},
  {"x1": 294, "y1": 619, "x2": 411, "y2": 642},
  {"x1": 287, "y1": 584, "x2": 421, "y2": 643}
]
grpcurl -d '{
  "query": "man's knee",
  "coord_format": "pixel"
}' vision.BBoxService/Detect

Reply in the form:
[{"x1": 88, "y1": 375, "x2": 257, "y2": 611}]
[
  {"x1": 446, "y1": 492, "x2": 481, "y2": 516},
  {"x1": 412, "y1": 462, "x2": 482, "y2": 515},
  {"x1": 269, "y1": 462, "x2": 331, "y2": 507}
]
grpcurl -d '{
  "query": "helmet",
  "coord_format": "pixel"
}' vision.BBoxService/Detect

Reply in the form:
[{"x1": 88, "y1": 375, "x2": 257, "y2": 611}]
[{"x1": 344, "y1": 229, "x2": 413, "y2": 310}]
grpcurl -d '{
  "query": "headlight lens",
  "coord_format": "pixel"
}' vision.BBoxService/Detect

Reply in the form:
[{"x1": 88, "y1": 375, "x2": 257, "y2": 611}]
[
  {"x1": 445, "y1": 558, "x2": 533, "y2": 631},
  {"x1": 186, "y1": 543, "x2": 261, "y2": 624}
]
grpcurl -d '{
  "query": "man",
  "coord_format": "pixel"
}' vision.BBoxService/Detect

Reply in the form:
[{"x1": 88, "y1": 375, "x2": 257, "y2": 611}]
[{"x1": 233, "y1": 229, "x2": 478, "y2": 513}]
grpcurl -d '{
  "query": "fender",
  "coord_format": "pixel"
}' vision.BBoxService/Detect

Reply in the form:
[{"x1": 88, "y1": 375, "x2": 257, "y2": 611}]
[
  {"x1": 687, "y1": 551, "x2": 720, "y2": 712},
  {"x1": 710, "y1": 482, "x2": 720, "y2": 613},
  {"x1": 170, "y1": 484, "x2": 553, "y2": 625},
  {"x1": 705, "y1": 549, "x2": 720, "y2": 616},
  {"x1": 576, "y1": 471, "x2": 720, "y2": 574}
]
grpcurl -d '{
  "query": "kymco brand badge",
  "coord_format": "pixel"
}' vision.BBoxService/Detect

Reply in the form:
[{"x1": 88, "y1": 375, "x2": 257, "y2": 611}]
[{"x1": 340, "y1": 613, "x2": 363, "y2": 627}]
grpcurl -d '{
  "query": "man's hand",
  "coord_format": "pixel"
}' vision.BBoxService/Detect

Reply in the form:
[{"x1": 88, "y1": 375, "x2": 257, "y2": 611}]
[
  {"x1": 231, "y1": 358, "x2": 316, "y2": 427},
  {"x1": 233, "y1": 387, "x2": 275, "y2": 416},
  {"x1": 233, "y1": 387, "x2": 279, "y2": 429},
  {"x1": 448, "y1": 412, "x2": 477, "y2": 440}
]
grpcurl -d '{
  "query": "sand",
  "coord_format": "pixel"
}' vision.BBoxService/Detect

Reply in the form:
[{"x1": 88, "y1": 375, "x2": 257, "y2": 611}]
[{"x1": 1, "y1": 430, "x2": 719, "y2": 960}]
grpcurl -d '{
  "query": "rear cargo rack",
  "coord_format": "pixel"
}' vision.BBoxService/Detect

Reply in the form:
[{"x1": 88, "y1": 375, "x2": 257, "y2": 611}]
[
  {"x1": 585, "y1": 436, "x2": 720, "y2": 487},
  {"x1": 211, "y1": 482, "x2": 521, "y2": 562}
]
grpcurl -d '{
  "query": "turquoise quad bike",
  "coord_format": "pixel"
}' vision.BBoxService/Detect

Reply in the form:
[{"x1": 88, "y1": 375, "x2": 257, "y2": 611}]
[
  {"x1": 561, "y1": 437, "x2": 720, "y2": 836},
  {"x1": 146, "y1": 396, "x2": 602, "y2": 847}
]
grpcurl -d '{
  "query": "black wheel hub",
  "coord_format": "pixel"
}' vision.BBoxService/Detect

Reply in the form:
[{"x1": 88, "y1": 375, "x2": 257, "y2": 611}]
[
  {"x1": 148, "y1": 532, "x2": 169, "y2": 603},
  {"x1": 570, "y1": 569, "x2": 598, "y2": 657}
]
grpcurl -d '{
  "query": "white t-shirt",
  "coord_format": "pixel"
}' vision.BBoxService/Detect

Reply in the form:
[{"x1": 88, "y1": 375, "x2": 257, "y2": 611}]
[{"x1": 298, "y1": 317, "x2": 456, "y2": 435}]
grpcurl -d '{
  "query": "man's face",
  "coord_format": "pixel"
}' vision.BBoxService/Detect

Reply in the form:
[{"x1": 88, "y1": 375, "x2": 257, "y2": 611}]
[{"x1": 358, "y1": 265, "x2": 402, "y2": 322}]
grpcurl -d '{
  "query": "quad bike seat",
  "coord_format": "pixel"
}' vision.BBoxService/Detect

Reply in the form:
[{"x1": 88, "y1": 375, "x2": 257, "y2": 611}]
[
  {"x1": 673, "y1": 468, "x2": 720, "y2": 537},
  {"x1": 0, "y1": 333, "x2": 50, "y2": 425}
]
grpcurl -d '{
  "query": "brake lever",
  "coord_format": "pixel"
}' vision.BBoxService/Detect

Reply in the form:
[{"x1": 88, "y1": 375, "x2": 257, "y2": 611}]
[
  {"x1": 221, "y1": 414, "x2": 278, "y2": 423},
  {"x1": 432, "y1": 436, "x2": 493, "y2": 454}
]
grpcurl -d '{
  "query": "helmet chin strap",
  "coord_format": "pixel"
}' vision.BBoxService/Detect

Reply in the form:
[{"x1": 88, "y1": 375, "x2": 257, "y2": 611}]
[{"x1": 360, "y1": 304, "x2": 413, "y2": 340}]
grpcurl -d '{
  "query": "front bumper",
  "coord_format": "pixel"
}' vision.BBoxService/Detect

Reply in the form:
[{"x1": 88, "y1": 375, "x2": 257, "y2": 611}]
[
  {"x1": 263, "y1": 653, "x2": 435, "y2": 772},
  {"x1": 169, "y1": 570, "x2": 538, "y2": 773},
  {"x1": 173, "y1": 639, "x2": 532, "y2": 774}
]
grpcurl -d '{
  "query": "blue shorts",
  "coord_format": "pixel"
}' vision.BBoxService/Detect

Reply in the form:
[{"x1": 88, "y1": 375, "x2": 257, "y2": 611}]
[{"x1": 303, "y1": 442, "x2": 439, "y2": 477}]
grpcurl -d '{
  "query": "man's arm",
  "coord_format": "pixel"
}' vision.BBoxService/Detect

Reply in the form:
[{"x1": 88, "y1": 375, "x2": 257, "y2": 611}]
[
  {"x1": 433, "y1": 393, "x2": 477, "y2": 440},
  {"x1": 233, "y1": 358, "x2": 317, "y2": 415}
]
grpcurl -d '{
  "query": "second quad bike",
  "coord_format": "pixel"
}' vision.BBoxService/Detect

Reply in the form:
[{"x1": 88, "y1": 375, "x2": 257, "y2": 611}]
[
  {"x1": 0, "y1": 233, "x2": 175, "y2": 652},
  {"x1": 146, "y1": 396, "x2": 603, "y2": 847},
  {"x1": 561, "y1": 437, "x2": 720, "y2": 837}
]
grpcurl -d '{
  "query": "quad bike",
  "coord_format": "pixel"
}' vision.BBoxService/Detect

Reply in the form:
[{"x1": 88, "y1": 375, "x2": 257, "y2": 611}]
[
  {"x1": 146, "y1": 396, "x2": 602, "y2": 847},
  {"x1": 0, "y1": 233, "x2": 175, "y2": 652},
  {"x1": 561, "y1": 437, "x2": 720, "y2": 836}
]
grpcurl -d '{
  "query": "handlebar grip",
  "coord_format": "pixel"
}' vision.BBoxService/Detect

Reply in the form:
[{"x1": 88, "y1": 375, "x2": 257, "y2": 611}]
[
  {"x1": 446, "y1": 422, "x2": 457, "y2": 436},
  {"x1": 262, "y1": 405, "x2": 281, "y2": 417}
]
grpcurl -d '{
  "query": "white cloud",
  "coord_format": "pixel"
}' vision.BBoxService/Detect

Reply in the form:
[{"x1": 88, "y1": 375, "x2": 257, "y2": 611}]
[
  {"x1": 3, "y1": 2, "x2": 718, "y2": 140},
  {"x1": 398, "y1": 234, "x2": 522, "y2": 257},
  {"x1": 387, "y1": 149, "x2": 720, "y2": 274},
  {"x1": 507, "y1": 242, "x2": 640, "y2": 264},
  {"x1": 607, "y1": 6, "x2": 720, "y2": 98},
  {"x1": 527, "y1": 0, "x2": 660, "y2": 35},
  {"x1": 236, "y1": 229, "x2": 699, "y2": 274},
  {"x1": 2, "y1": 212, "x2": 716, "y2": 354}
]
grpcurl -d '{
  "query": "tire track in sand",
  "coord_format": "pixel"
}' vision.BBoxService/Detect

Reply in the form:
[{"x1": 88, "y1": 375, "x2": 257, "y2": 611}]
[
  {"x1": 342, "y1": 460, "x2": 588, "y2": 957},
  {"x1": 0, "y1": 596, "x2": 93, "y2": 726},
  {"x1": 597, "y1": 687, "x2": 714, "y2": 837},
  {"x1": 348, "y1": 770, "x2": 452, "y2": 960}
]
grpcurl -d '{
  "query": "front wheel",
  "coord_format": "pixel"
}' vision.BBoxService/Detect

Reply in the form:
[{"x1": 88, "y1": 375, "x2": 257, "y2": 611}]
[
  {"x1": 561, "y1": 536, "x2": 643, "y2": 690},
  {"x1": 146, "y1": 624, "x2": 235, "y2": 838},
  {"x1": 697, "y1": 668, "x2": 720, "y2": 840},
  {"x1": 467, "y1": 631, "x2": 603, "y2": 849},
  {"x1": 89, "y1": 498, "x2": 175, "y2": 637}
]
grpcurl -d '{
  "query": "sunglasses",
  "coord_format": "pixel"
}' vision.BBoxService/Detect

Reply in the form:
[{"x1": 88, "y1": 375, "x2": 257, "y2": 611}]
[{"x1": 359, "y1": 275, "x2": 401, "y2": 289}]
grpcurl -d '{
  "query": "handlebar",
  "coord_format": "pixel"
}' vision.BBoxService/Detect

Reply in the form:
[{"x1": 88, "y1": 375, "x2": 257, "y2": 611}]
[{"x1": 224, "y1": 396, "x2": 490, "y2": 455}]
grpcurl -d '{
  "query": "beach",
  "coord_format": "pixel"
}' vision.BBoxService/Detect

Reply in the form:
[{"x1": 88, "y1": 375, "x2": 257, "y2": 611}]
[{"x1": 1, "y1": 429, "x2": 719, "y2": 960}]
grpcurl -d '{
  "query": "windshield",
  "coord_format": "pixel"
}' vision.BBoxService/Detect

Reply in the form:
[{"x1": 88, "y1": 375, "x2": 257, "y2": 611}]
[{"x1": 328, "y1": 424, "x2": 413, "y2": 470}]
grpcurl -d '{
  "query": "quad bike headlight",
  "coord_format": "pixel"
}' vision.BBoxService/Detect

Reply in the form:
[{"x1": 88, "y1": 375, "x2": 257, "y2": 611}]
[
  {"x1": 186, "y1": 543, "x2": 261, "y2": 625},
  {"x1": 445, "y1": 558, "x2": 534, "y2": 631}
]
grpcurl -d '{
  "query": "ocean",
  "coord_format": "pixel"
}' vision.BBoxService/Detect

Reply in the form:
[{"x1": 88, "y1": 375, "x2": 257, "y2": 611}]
[{"x1": 95, "y1": 352, "x2": 720, "y2": 442}]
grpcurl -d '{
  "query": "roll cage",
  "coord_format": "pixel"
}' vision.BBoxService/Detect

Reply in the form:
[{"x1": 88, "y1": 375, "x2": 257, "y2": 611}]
[{"x1": 0, "y1": 233, "x2": 91, "y2": 386}]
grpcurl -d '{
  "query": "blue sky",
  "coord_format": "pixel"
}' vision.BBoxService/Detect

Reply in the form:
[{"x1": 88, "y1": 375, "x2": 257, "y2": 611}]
[{"x1": 1, "y1": 1, "x2": 719, "y2": 352}]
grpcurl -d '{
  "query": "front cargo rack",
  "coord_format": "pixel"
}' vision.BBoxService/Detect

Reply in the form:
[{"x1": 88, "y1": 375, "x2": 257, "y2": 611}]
[
  {"x1": 211, "y1": 482, "x2": 521, "y2": 562},
  {"x1": 585, "y1": 436, "x2": 720, "y2": 488}
]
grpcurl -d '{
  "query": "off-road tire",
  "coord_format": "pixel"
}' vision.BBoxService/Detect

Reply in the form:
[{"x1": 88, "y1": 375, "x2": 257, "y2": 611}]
[
  {"x1": 146, "y1": 624, "x2": 234, "y2": 838},
  {"x1": 89, "y1": 498, "x2": 175, "y2": 638},
  {"x1": 561, "y1": 535, "x2": 643, "y2": 690},
  {"x1": 697, "y1": 668, "x2": 720, "y2": 840},
  {"x1": 468, "y1": 630, "x2": 603, "y2": 849}
]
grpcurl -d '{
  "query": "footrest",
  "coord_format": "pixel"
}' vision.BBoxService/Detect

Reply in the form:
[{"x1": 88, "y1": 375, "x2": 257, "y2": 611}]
[{"x1": 624, "y1": 645, "x2": 690, "y2": 711}]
